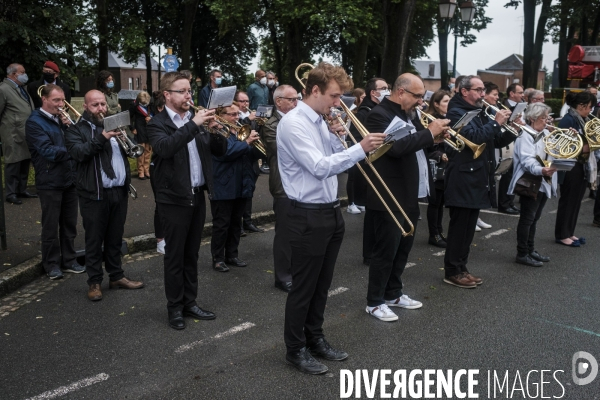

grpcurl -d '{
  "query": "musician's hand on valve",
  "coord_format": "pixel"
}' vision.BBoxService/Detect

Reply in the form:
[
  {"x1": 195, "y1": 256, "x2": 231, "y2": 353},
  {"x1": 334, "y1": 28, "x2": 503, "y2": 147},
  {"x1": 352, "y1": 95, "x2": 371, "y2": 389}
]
[
  {"x1": 428, "y1": 119, "x2": 451, "y2": 143},
  {"x1": 360, "y1": 133, "x2": 386, "y2": 153},
  {"x1": 102, "y1": 129, "x2": 120, "y2": 139},
  {"x1": 245, "y1": 130, "x2": 260, "y2": 145},
  {"x1": 494, "y1": 110, "x2": 511, "y2": 125},
  {"x1": 327, "y1": 118, "x2": 345, "y2": 136},
  {"x1": 58, "y1": 113, "x2": 71, "y2": 126},
  {"x1": 192, "y1": 108, "x2": 215, "y2": 126},
  {"x1": 248, "y1": 111, "x2": 256, "y2": 121}
]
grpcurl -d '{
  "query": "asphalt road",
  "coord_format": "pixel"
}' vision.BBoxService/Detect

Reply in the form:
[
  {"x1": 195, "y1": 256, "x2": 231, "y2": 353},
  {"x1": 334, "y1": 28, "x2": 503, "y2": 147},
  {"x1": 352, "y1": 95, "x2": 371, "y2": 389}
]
[{"x1": 1, "y1": 195, "x2": 599, "y2": 400}]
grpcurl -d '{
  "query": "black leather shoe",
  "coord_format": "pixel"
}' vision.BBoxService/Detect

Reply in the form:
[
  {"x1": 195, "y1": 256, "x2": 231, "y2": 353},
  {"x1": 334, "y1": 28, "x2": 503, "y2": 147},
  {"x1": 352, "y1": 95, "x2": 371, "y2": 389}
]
[
  {"x1": 240, "y1": 229, "x2": 247, "y2": 237},
  {"x1": 183, "y1": 305, "x2": 216, "y2": 320},
  {"x1": 243, "y1": 223, "x2": 264, "y2": 233},
  {"x1": 6, "y1": 195, "x2": 22, "y2": 205},
  {"x1": 308, "y1": 338, "x2": 348, "y2": 361},
  {"x1": 515, "y1": 254, "x2": 543, "y2": 267},
  {"x1": 168, "y1": 311, "x2": 186, "y2": 330},
  {"x1": 213, "y1": 261, "x2": 229, "y2": 272},
  {"x1": 275, "y1": 281, "x2": 292, "y2": 293},
  {"x1": 286, "y1": 347, "x2": 329, "y2": 375},
  {"x1": 17, "y1": 191, "x2": 38, "y2": 198},
  {"x1": 428, "y1": 234, "x2": 447, "y2": 248},
  {"x1": 225, "y1": 257, "x2": 247, "y2": 267},
  {"x1": 511, "y1": 206, "x2": 520, "y2": 212},
  {"x1": 499, "y1": 207, "x2": 519, "y2": 215},
  {"x1": 529, "y1": 250, "x2": 550, "y2": 262}
]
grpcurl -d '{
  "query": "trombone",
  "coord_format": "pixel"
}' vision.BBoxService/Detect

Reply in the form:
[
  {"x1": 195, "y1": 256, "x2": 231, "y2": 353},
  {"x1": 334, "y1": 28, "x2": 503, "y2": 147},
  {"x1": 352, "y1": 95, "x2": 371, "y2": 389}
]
[
  {"x1": 481, "y1": 100, "x2": 522, "y2": 137},
  {"x1": 38, "y1": 84, "x2": 82, "y2": 124},
  {"x1": 294, "y1": 63, "x2": 414, "y2": 237},
  {"x1": 421, "y1": 102, "x2": 486, "y2": 159}
]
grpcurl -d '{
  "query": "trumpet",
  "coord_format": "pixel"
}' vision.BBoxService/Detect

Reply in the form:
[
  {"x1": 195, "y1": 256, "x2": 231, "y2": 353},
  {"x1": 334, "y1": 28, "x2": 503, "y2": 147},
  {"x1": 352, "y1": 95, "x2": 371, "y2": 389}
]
[
  {"x1": 38, "y1": 84, "x2": 82, "y2": 124},
  {"x1": 98, "y1": 112, "x2": 144, "y2": 158},
  {"x1": 481, "y1": 100, "x2": 522, "y2": 137},
  {"x1": 421, "y1": 102, "x2": 486, "y2": 159},
  {"x1": 295, "y1": 62, "x2": 414, "y2": 237},
  {"x1": 186, "y1": 102, "x2": 232, "y2": 138}
]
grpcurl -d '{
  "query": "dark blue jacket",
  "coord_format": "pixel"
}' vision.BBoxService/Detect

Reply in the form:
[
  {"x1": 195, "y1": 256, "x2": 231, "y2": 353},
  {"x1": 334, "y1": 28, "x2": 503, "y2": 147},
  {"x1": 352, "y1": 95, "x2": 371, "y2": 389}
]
[
  {"x1": 198, "y1": 84, "x2": 212, "y2": 108},
  {"x1": 212, "y1": 135, "x2": 261, "y2": 201},
  {"x1": 25, "y1": 109, "x2": 75, "y2": 190}
]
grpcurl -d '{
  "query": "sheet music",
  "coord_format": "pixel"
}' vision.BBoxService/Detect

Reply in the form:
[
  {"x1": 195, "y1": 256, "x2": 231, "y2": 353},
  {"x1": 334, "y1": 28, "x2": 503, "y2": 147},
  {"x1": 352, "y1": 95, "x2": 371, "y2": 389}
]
[
  {"x1": 452, "y1": 110, "x2": 480, "y2": 131},
  {"x1": 510, "y1": 102, "x2": 527, "y2": 122},
  {"x1": 549, "y1": 159, "x2": 577, "y2": 171},
  {"x1": 256, "y1": 105, "x2": 273, "y2": 118},
  {"x1": 207, "y1": 86, "x2": 237, "y2": 109},
  {"x1": 383, "y1": 116, "x2": 412, "y2": 143},
  {"x1": 424, "y1": 90, "x2": 434, "y2": 102},
  {"x1": 103, "y1": 111, "x2": 130, "y2": 132}
]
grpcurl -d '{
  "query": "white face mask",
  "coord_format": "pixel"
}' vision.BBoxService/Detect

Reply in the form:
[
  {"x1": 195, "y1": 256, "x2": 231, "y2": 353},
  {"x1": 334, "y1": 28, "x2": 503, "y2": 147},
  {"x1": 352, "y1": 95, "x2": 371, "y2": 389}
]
[
  {"x1": 260, "y1": 77, "x2": 267, "y2": 85},
  {"x1": 375, "y1": 90, "x2": 390, "y2": 103},
  {"x1": 267, "y1": 79, "x2": 275, "y2": 87}
]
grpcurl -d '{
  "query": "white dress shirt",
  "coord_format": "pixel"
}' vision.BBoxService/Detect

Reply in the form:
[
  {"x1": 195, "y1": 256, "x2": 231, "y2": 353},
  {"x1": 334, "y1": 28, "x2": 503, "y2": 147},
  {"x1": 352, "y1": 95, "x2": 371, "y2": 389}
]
[
  {"x1": 84, "y1": 120, "x2": 126, "y2": 188},
  {"x1": 165, "y1": 106, "x2": 205, "y2": 188},
  {"x1": 277, "y1": 100, "x2": 365, "y2": 203}
]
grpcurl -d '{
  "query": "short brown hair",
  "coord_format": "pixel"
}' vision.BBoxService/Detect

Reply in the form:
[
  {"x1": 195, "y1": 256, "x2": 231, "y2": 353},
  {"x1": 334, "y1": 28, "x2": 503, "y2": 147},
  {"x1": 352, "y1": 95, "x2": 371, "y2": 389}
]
[
  {"x1": 429, "y1": 90, "x2": 450, "y2": 115},
  {"x1": 305, "y1": 62, "x2": 353, "y2": 98},
  {"x1": 41, "y1": 84, "x2": 63, "y2": 98},
  {"x1": 136, "y1": 91, "x2": 151, "y2": 104},
  {"x1": 160, "y1": 72, "x2": 188, "y2": 91}
]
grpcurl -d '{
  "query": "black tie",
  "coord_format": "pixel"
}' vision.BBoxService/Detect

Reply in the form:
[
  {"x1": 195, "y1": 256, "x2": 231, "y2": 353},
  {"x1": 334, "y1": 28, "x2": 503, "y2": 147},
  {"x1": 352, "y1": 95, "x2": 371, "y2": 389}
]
[
  {"x1": 19, "y1": 86, "x2": 30, "y2": 102},
  {"x1": 94, "y1": 125, "x2": 116, "y2": 180}
]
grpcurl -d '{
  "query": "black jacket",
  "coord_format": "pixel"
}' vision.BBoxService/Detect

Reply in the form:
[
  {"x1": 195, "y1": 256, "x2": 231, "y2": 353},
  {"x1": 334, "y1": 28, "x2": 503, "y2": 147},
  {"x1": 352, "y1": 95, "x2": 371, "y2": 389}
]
[
  {"x1": 27, "y1": 78, "x2": 72, "y2": 109},
  {"x1": 260, "y1": 109, "x2": 286, "y2": 198},
  {"x1": 445, "y1": 95, "x2": 515, "y2": 209},
  {"x1": 65, "y1": 118, "x2": 131, "y2": 200},
  {"x1": 146, "y1": 109, "x2": 227, "y2": 206},
  {"x1": 364, "y1": 97, "x2": 434, "y2": 215},
  {"x1": 25, "y1": 109, "x2": 76, "y2": 190},
  {"x1": 349, "y1": 97, "x2": 377, "y2": 143},
  {"x1": 129, "y1": 101, "x2": 151, "y2": 144}
]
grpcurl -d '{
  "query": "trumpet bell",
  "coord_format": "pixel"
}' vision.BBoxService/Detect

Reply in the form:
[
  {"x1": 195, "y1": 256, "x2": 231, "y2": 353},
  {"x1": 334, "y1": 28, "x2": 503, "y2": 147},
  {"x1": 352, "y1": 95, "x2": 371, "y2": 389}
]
[{"x1": 368, "y1": 143, "x2": 394, "y2": 163}]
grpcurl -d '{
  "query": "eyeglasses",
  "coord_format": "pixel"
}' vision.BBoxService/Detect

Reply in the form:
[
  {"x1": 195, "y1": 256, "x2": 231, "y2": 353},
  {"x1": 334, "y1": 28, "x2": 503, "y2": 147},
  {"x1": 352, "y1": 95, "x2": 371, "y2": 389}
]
[
  {"x1": 278, "y1": 97, "x2": 298, "y2": 102},
  {"x1": 224, "y1": 112, "x2": 239, "y2": 117},
  {"x1": 238, "y1": 99, "x2": 249, "y2": 103},
  {"x1": 166, "y1": 89, "x2": 194, "y2": 95},
  {"x1": 375, "y1": 87, "x2": 388, "y2": 92},
  {"x1": 467, "y1": 88, "x2": 486, "y2": 94},
  {"x1": 403, "y1": 88, "x2": 425, "y2": 100}
]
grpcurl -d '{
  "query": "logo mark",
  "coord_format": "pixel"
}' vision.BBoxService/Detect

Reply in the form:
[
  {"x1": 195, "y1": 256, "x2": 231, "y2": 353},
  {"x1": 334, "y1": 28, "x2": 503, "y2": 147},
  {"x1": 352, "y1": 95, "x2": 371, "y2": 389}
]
[{"x1": 572, "y1": 351, "x2": 598, "y2": 386}]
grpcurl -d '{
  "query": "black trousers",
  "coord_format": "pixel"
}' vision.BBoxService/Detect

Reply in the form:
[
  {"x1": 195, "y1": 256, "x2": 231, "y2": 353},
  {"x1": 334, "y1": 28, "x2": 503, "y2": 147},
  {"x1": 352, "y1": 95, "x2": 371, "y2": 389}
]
[
  {"x1": 5, "y1": 159, "x2": 30, "y2": 197},
  {"x1": 367, "y1": 209, "x2": 418, "y2": 307},
  {"x1": 79, "y1": 187, "x2": 128, "y2": 285},
  {"x1": 594, "y1": 186, "x2": 600, "y2": 222},
  {"x1": 243, "y1": 174, "x2": 259, "y2": 226},
  {"x1": 211, "y1": 198, "x2": 245, "y2": 261},
  {"x1": 426, "y1": 187, "x2": 445, "y2": 237},
  {"x1": 38, "y1": 185, "x2": 78, "y2": 273},
  {"x1": 283, "y1": 198, "x2": 345, "y2": 352},
  {"x1": 444, "y1": 207, "x2": 479, "y2": 278},
  {"x1": 273, "y1": 197, "x2": 292, "y2": 284},
  {"x1": 149, "y1": 163, "x2": 163, "y2": 239},
  {"x1": 516, "y1": 193, "x2": 548, "y2": 256},
  {"x1": 498, "y1": 166, "x2": 515, "y2": 209},
  {"x1": 362, "y1": 208, "x2": 375, "y2": 260},
  {"x1": 555, "y1": 163, "x2": 587, "y2": 239},
  {"x1": 158, "y1": 191, "x2": 206, "y2": 312}
]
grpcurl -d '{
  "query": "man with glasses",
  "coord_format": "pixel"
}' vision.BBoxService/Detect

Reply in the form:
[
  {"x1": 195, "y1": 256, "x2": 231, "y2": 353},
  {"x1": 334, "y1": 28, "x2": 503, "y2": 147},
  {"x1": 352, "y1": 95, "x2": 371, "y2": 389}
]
[
  {"x1": 147, "y1": 72, "x2": 227, "y2": 330},
  {"x1": 363, "y1": 73, "x2": 450, "y2": 322},
  {"x1": 27, "y1": 61, "x2": 72, "y2": 109},
  {"x1": 261, "y1": 84, "x2": 298, "y2": 292},
  {"x1": 198, "y1": 69, "x2": 222, "y2": 108},
  {"x1": 443, "y1": 75, "x2": 513, "y2": 288}
]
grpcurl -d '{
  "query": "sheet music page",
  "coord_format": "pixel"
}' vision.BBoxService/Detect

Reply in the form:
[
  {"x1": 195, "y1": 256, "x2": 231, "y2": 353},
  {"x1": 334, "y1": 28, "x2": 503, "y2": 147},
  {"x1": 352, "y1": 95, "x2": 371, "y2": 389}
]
[
  {"x1": 207, "y1": 86, "x2": 237, "y2": 109},
  {"x1": 550, "y1": 159, "x2": 577, "y2": 171},
  {"x1": 452, "y1": 110, "x2": 480, "y2": 131},
  {"x1": 510, "y1": 102, "x2": 527, "y2": 122},
  {"x1": 383, "y1": 116, "x2": 412, "y2": 142},
  {"x1": 103, "y1": 111, "x2": 131, "y2": 132}
]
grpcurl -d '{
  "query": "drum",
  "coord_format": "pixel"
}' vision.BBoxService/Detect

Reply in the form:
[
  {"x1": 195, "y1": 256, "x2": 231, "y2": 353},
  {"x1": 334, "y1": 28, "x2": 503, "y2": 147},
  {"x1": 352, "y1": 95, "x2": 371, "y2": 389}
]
[{"x1": 495, "y1": 143, "x2": 514, "y2": 175}]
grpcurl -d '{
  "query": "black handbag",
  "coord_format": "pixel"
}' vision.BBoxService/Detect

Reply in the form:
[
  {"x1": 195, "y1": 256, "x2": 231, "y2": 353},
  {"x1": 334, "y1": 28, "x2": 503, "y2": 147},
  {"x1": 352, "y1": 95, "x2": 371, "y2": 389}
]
[{"x1": 513, "y1": 172, "x2": 543, "y2": 199}]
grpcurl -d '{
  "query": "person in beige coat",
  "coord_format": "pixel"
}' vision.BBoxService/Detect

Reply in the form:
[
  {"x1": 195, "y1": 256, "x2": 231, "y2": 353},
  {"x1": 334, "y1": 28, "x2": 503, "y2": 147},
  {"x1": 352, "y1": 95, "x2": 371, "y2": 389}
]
[{"x1": 0, "y1": 63, "x2": 36, "y2": 205}]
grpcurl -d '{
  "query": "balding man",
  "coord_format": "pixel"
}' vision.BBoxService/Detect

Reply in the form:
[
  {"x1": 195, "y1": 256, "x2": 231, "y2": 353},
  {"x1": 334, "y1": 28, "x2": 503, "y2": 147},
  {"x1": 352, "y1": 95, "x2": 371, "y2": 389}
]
[
  {"x1": 247, "y1": 69, "x2": 269, "y2": 110},
  {"x1": 0, "y1": 63, "x2": 36, "y2": 205},
  {"x1": 65, "y1": 90, "x2": 144, "y2": 301},
  {"x1": 363, "y1": 73, "x2": 449, "y2": 322},
  {"x1": 261, "y1": 84, "x2": 298, "y2": 292}
]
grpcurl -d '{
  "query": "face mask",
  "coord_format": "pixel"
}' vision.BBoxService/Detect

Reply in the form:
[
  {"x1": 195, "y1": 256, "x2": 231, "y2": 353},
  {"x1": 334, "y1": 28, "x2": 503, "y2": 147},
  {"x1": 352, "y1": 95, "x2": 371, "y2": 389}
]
[
  {"x1": 275, "y1": 81, "x2": 279, "y2": 87},
  {"x1": 43, "y1": 73, "x2": 56, "y2": 83},
  {"x1": 267, "y1": 79, "x2": 275, "y2": 87},
  {"x1": 17, "y1": 73, "x2": 28, "y2": 85},
  {"x1": 140, "y1": 102, "x2": 148, "y2": 107},
  {"x1": 449, "y1": 83, "x2": 455, "y2": 90},
  {"x1": 106, "y1": 81, "x2": 114, "y2": 89},
  {"x1": 215, "y1": 77, "x2": 222, "y2": 85},
  {"x1": 260, "y1": 77, "x2": 267, "y2": 85},
  {"x1": 375, "y1": 90, "x2": 390, "y2": 103}
]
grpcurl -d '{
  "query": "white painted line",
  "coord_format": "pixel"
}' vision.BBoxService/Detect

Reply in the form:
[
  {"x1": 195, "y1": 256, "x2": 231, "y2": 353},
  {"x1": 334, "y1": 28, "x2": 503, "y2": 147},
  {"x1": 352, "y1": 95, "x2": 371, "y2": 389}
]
[
  {"x1": 175, "y1": 322, "x2": 255, "y2": 353},
  {"x1": 328, "y1": 287, "x2": 349, "y2": 297},
  {"x1": 549, "y1": 209, "x2": 557, "y2": 214},
  {"x1": 405, "y1": 262, "x2": 416, "y2": 269},
  {"x1": 483, "y1": 229, "x2": 509, "y2": 239},
  {"x1": 26, "y1": 373, "x2": 109, "y2": 400},
  {"x1": 433, "y1": 251, "x2": 445, "y2": 256},
  {"x1": 582, "y1": 198, "x2": 592, "y2": 203},
  {"x1": 479, "y1": 209, "x2": 520, "y2": 217}
]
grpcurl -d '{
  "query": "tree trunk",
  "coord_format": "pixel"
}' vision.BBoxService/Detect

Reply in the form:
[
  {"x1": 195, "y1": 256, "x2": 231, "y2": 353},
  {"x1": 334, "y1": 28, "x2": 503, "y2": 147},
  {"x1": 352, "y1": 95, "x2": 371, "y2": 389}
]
[
  {"x1": 180, "y1": 0, "x2": 200, "y2": 70},
  {"x1": 580, "y1": 8, "x2": 589, "y2": 45},
  {"x1": 438, "y1": 19, "x2": 450, "y2": 90},
  {"x1": 395, "y1": 0, "x2": 417, "y2": 75},
  {"x1": 268, "y1": 20, "x2": 283, "y2": 79},
  {"x1": 591, "y1": 6, "x2": 600, "y2": 45},
  {"x1": 521, "y1": 0, "x2": 535, "y2": 88},
  {"x1": 96, "y1": 0, "x2": 109, "y2": 70},
  {"x1": 352, "y1": 35, "x2": 369, "y2": 88},
  {"x1": 557, "y1": 3, "x2": 569, "y2": 88},
  {"x1": 380, "y1": 0, "x2": 417, "y2": 84},
  {"x1": 144, "y1": 46, "x2": 153, "y2": 93},
  {"x1": 527, "y1": 0, "x2": 551, "y2": 89},
  {"x1": 286, "y1": 20, "x2": 306, "y2": 92}
]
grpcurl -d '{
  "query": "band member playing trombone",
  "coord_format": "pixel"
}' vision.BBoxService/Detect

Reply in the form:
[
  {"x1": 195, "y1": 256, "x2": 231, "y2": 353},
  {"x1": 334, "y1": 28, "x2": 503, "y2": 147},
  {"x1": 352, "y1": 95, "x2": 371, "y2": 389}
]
[
  {"x1": 147, "y1": 72, "x2": 226, "y2": 330},
  {"x1": 278, "y1": 62, "x2": 385, "y2": 374},
  {"x1": 65, "y1": 90, "x2": 144, "y2": 301},
  {"x1": 364, "y1": 74, "x2": 450, "y2": 322},
  {"x1": 443, "y1": 75, "x2": 514, "y2": 289}
]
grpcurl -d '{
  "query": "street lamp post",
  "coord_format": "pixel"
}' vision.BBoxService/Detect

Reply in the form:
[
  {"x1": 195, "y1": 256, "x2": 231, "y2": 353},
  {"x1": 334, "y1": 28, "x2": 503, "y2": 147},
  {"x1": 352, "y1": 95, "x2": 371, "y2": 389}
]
[{"x1": 439, "y1": 1, "x2": 476, "y2": 79}]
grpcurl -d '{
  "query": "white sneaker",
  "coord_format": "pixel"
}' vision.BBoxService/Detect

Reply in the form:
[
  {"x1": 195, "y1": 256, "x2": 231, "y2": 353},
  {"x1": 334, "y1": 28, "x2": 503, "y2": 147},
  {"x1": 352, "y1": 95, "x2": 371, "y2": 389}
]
[
  {"x1": 365, "y1": 304, "x2": 398, "y2": 321},
  {"x1": 475, "y1": 225, "x2": 482, "y2": 232},
  {"x1": 157, "y1": 240, "x2": 166, "y2": 254},
  {"x1": 346, "y1": 203, "x2": 361, "y2": 214},
  {"x1": 386, "y1": 295, "x2": 422, "y2": 310},
  {"x1": 356, "y1": 204, "x2": 366, "y2": 212},
  {"x1": 477, "y1": 218, "x2": 492, "y2": 229}
]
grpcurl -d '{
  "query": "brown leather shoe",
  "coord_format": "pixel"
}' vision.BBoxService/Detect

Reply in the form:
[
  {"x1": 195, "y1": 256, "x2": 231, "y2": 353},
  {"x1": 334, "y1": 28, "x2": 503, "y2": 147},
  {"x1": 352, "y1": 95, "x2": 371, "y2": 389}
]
[
  {"x1": 464, "y1": 273, "x2": 483, "y2": 285},
  {"x1": 88, "y1": 284, "x2": 103, "y2": 301},
  {"x1": 443, "y1": 273, "x2": 477, "y2": 289},
  {"x1": 109, "y1": 277, "x2": 144, "y2": 290}
]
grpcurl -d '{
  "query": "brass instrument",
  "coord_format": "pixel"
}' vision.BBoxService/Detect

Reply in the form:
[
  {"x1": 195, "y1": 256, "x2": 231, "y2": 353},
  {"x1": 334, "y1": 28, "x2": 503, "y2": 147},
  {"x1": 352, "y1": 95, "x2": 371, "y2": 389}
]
[
  {"x1": 584, "y1": 115, "x2": 600, "y2": 151},
  {"x1": 186, "y1": 102, "x2": 231, "y2": 138},
  {"x1": 98, "y1": 112, "x2": 144, "y2": 158},
  {"x1": 235, "y1": 123, "x2": 267, "y2": 156},
  {"x1": 294, "y1": 63, "x2": 414, "y2": 237},
  {"x1": 543, "y1": 127, "x2": 583, "y2": 159},
  {"x1": 421, "y1": 102, "x2": 486, "y2": 159},
  {"x1": 481, "y1": 100, "x2": 522, "y2": 137},
  {"x1": 38, "y1": 84, "x2": 82, "y2": 124}
]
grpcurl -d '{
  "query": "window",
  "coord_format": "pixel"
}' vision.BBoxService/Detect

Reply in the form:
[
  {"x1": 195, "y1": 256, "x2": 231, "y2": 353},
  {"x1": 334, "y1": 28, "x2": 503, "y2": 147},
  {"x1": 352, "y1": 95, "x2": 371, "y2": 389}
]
[{"x1": 128, "y1": 77, "x2": 133, "y2": 90}]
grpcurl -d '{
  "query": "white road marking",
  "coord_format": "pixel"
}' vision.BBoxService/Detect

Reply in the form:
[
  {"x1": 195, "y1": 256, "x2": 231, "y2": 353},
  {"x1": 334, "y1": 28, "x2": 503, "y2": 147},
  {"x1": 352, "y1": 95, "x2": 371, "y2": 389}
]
[
  {"x1": 433, "y1": 251, "x2": 445, "y2": 256},
  {"x1": 328, "y1": 287, "x2": 349, "y2": 297},
  {"x1": 549, "y1": 209, "x2": 557, "y2": 214},
  {"x1": 483, "y1": 229, "x2": 509, "y2": 239},
  {"x1": 26, "y1": 373, "x2": 109, "y2": 400},
  {"x1": 175, "y1": 322, "x2": 256, "y2": 353},
  {"x1": 405, "y1": 262, "x2": 417, "y2": 268},
  {"x1": 582, "y1": 198, "x2": 592, "y2": 203}
]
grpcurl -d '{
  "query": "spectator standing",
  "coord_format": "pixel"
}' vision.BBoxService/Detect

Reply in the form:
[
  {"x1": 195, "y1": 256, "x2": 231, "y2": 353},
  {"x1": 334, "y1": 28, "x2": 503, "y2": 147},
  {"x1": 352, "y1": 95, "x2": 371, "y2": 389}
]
[
  {"x1": 96, "y1": 70, "x2": 120, "y2": 116},
  {"x1": 247, "y1": 70, "x2": 269, "y2": 110}
]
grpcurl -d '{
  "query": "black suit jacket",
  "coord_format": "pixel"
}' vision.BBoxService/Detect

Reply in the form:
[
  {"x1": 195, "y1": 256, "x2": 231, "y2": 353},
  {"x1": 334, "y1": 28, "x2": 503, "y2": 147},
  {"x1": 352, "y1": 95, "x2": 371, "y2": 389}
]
[
  {"x1": 147, "y1": 109, "x2": 227, "y2": 206},
  {"x1": 27, "y1": 78, "x2": 72, "y2": 109},
  {"x1": 364, "y1": 97, "x2": 434, "y2": 215}
]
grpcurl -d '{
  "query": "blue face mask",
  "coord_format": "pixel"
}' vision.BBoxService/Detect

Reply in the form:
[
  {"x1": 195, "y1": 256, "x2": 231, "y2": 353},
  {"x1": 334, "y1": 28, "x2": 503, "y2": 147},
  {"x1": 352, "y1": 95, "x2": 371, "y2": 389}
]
[
  {"x1": 449, "y1": 83, "x2": 455, "y2": 90},
  {"x1": 106, "y1": 81, "x2": 114, "y2": 89},
  {"x1": 215, "y1": 77, "x2": 222, "y2": 85}
]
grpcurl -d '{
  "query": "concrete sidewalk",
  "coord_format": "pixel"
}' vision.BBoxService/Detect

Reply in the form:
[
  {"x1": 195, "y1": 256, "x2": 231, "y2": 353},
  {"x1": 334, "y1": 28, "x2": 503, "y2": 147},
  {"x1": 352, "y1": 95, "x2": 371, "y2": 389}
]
[{"x1": 0, "y1": 172, "x2": 349, "y2": 296}]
